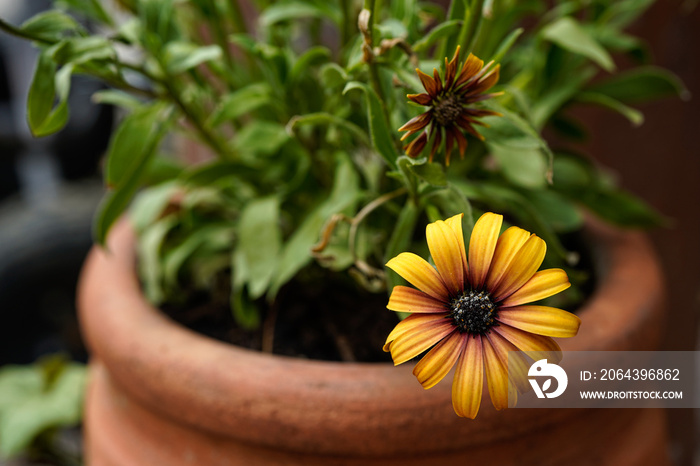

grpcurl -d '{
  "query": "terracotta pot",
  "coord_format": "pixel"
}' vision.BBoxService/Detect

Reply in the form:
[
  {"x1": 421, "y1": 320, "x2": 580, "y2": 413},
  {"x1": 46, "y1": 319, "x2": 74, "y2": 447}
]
[{"x1": 78, "y1": 218, "x2": 669, "y2": 465}]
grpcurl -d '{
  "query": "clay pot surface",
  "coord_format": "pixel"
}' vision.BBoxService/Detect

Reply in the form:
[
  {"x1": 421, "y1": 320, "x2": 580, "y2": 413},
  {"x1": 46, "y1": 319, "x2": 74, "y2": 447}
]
[{"x1": 78, "y1": 218, "x2": 669, "y2": 465}]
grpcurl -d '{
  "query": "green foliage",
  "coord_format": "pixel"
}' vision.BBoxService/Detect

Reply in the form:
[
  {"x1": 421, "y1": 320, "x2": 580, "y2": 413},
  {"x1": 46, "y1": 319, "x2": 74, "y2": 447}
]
[
  {"x1": 0, "y1": 357, "x2": 86, "y2": 459},
  {"x1": 1, "y1": 0, "x2": 682, "y2": 328}
]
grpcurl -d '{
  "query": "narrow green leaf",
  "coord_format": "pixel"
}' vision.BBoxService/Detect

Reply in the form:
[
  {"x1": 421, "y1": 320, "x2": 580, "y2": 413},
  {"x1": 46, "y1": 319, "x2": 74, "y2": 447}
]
[
  {"x1": 586, "y1": 67, "x2": 690, "y2": 104},
  {"x1": 209, "y1": 83, "x2": 272, "y2": 126},
  {"x1": 163, "y1": 42, "x2": 222, "y2": 75},
  {"x1": 26, "y1": 49, "x2": 71, "y2": 137},
  {"x1": 19, "y1": 11, "x2": 83, "y2": 42},
  {"x1": 53, "y1": 36, "x2": 115, "y2": 65},
  {"x1": 576, "y1": 91, "x2": 644, "y2": 126},
  {"x1": 270, "y1": 156, "x2": 360, "y2": 296},
  {"x1": 55, "y1": 0, "x2": 113, "y2": 24},
  {"x1": 408, "y1": 161, "x2": 447, "y2": 187},
  {"x1": 413, "y1": 20, "x2": 463, "y2": 52},
  {"x1": 238, "y1": 197, "x2": 282, "y2": 299},
  {"x1": 259, "y1": 2, "x2": 341, "y2": 27},
  {"x1": 343, "y1": 81, "x2": 397, "y2": 168},
  {"x1": 541, "y1": 17, "x2": 615, "y2": 72},
  {"x1": 137, "y1": 217, "x2": 177, "y2": 304},
  {"x1": 233, "y1": 121, "x2": 289, "y2": 156},
  {"x1": 524, "y1": 190, "x2": 584, "y2": 233},
  {"x1": 290, "y1": 46, "x2": 331, "y2": 83},
  {"x1": 489, "y1": 145, "x2": 548, "y2": 189},
  {"x1": 92, "y1": 89, "x2": 144, "y2": 110},
  {"x1": 490, "y1": 28, "x2": 523, "y2": 63},
  {"x1": 286, "y1": 113, "x2": 370, "y2": 145}
]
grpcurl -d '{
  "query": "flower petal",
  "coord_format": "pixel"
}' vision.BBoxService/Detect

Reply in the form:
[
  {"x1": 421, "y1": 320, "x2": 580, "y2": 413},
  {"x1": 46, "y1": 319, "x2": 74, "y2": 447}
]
[
  {"x1": 407, "y1": 93, "x2": 432, "y2": 105},
  {"x1": 491, "y1": 235, "x2": 546, "y2": 301},
  {"x1": 427, "y1": 220, "x2": 464, "y2": 296},
  {"x1": 454, "y1": 128, "x2": 468, "y2": 158},
  {"x1": 444, "y1": 213, "x2": 468, "y2": 277},
  {"x1": 416, "y1": 68, "x2": 438, "y2": 96},
  {"x1": 413, "y1": 332, "x2": 466, "y2": 389},
  {"x1": 386, "y1": 252, "x2": 450, "y2": 301},
  {"x1": 500, "y1": 269, "x2": 571, "y2": 307},
  {"x1": 485, "y1": 226, "x2": 531, "y2": 292},
  {"x1": 387, "y1": 286, "x2": 447, "y2": 314},
  {"x1": 467, "y1": 212, "x2": 503, "y2": 289},
  {"x1": 494, "y1": 323, "x2": 562, "y2": 364},
  {"x1": 428, "y1": 126, "x2": 442, "y2": 162},
  {"x1": 486, "y1": 330, "x2": 531, "y2": 395},
  {"x1": 470, "y1": 64, "x2": 500, "y2": 95},
  {"x1": 455, "y1": 53, "x2": 484, "y2": 88},
  {"x1": 404, "y1": 132, "x2": 428, "y2": 158},
  {"x1": 481, "y1": 334, "x2": 512, "y2": 410},
  {"x1": 398, "y1": 112, "x2": 431, "y2": 134},
  {"x1": 451, "y1": 335, "x2": 483, "y2": 418},
  {"x1": 385, "y1": 315, "x2": 455, "y2": 365},
  {"x1": 497, "y1": 306, "x2": 581, "y2": 338}
]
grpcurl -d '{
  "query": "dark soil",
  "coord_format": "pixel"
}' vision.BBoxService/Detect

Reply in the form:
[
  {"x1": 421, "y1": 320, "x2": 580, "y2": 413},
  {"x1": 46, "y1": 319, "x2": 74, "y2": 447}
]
[{"x1": 162, "y1": 267, "x2": 397, "y2": 363}]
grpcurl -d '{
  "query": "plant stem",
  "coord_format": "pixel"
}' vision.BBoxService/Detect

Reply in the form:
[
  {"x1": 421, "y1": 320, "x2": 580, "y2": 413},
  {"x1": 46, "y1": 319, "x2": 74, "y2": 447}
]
[{"x1": 459, "y1": 0, "x2": 485, "y2": 53}]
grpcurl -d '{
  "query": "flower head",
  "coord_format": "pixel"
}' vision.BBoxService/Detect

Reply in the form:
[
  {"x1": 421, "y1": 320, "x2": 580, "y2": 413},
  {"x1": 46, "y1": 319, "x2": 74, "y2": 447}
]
[
  {"x1": 399, "y1": 47, "x2": 502, "y2": 165},
  {"x1": 384, "y1": 212, "x2": 581, "y2": 418}
]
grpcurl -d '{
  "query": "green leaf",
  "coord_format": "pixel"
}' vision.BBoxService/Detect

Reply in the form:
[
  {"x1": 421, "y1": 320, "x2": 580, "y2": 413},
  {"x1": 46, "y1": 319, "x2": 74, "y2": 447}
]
[
  {"x1": 233, "y1": 121, "x2": 289, "y2": 156},
  {"x1": 490, "y1": 28, "x2": 524, "y2": 63},
  {"x1": 53, "y1": 36, "x2": 115, "y2": 65},
  {"x1": 0, "y1": 362, "x2": 86, "y2": 458},
  {"x1": 413, "y1": 20, "x2": 463, "y2": 52},
  {"x1": 319, "y1": 63, "x2": 348, "y2": 88},
  {"x1": 137, "y1": 216, "x2": 177, "y2": 304},
  {"x1": 524, "y1": 189, "x2": 584, "y2": 233},
  {"x1": 407, "y1": 161, "x2": 447, "y2": 187},
  {"x1": 106, "y1": 104, "x2": 168, "y2": 188},
  {"x1": 238, "y1": 197, "x2": 282, "y2": 299},
  {"x1": 92, "y1": 89, "x2": 144, "y2": 110},
  {"x1": 575, "y1": 91, "x2": 644, "y2": 126},
  {"x1": 163, "y1": 42, "x2": 222, "y2": 75},
  {"x1": 286, "y1": 113, "x2": 370, "y2": 145},
  {"x1": 580, "y1": 189, "x2": 666, "y2": 228},
  {"x1": 208, "y1": 83, "x2": 272, "y2": 126},
  {"x1": 343, "y1": 82, "x2": 398, "y2": 168},
  {"x1": 19, "y1": 11, "x2": 83, "y2": 42},
  {"x1": 27, "y1": 49, "x2": 71, "y2": 137},
  {"x1": 129, "y1": 181, "x2": 179, "y2": 233},
  {"x1": 586, "y1": 67, "x2": 690, "y2": 104},
  {"x1": 55, "y1": 0, "x2": 113, "y2": 24},
  {"x1": 541, "y1": 17, "x2": 615, "y2": 72},
  {"x1": 96, "y1": 104, "x2": 170, "y2": 245},
  {"x1": 490, "y1": 145, "x2": 548, "y2": 189},
  {"x1": 290, "y1": 46, "x2": 331, "y2": 83},
  {"x1": 270, "y1": 156, "x2": 360, "y2": 296},
  {"x1": 259, "y1": 2, "x2": 342, "y2": 27},
  {"x1": 384, "y1": 199, "x2": 419, "y2": 308}
]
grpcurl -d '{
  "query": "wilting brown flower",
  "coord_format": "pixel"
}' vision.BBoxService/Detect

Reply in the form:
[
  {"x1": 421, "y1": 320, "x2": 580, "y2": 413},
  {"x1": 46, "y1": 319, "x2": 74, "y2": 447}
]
[{"x1": 399, "y1": 46, "x2": 502, "y2": 165}]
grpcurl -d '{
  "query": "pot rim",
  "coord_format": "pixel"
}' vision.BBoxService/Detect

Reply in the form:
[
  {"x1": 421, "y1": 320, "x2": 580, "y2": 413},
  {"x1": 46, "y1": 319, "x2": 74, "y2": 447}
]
[{"x1": 78, "y1": 217, "x2": 665, "y2": 455}]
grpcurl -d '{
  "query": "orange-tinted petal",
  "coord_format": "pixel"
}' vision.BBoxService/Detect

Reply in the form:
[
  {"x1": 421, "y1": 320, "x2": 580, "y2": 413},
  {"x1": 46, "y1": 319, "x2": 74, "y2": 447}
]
[
  {"x1": 451, "y1": 335, "x2": 483, "y2": 418},
  {"x1": 491, "y1": 235, "x2": 546, "y2": 301},
  {"x1": 455, "y1": 53, "x2": 484, "y2": 88},
  {"x1": 497, "y1": 306, "x2": 581, "y2": 338},
  {"x1": 416, "y1": 68, "x2": 438, "y2": 97},
  {"x1": 385, "y1": 315, "x2": 455, "y2": 365},
  {"x1": 444, "y1": 128, "x2": 456, "y2": 166},
  {"x1": 413, "y1": 332, "x2": 466, "y2": 389},
  {"x1": 481, "y1": 334, "x2": 512, "y2": 410},
  {"x1": 408, "y1": 93, "x2": 432, "y2": 105},
  {"x1": 500, "y1": 269, "x2": 571, "y2": 307},
  {"x1": 398, "y1": 112, "x2": 431, "y2": 135},
  {"x1": 444, "y1": 213, "x2": 468, "y2": 277},
  {"x1": 428, "y1": 127, "x2": 442, "y2": 162},
  {"x1": 485, "y1": 226, "x2": 531, "y2": 292},
  {"x1": 427, "y1": 220, "x2": 464, "y2": 296},
  {"x1": 454, "y1": 129, "x2": 468, "y2": 158},
  {"x1": 469, "y1": 64, "x2": 500, "y2": 95},
  {"x1": 432, "y1": 68, "x2": 443, "y2": 94},
  {"x1": 494, "y1": 323, "x2": 562, "y2": 364},
  {"x1": 386, "y1": 252, "x2": 449, "y2": 301},
  {"x1": 404, "y1": 132, "x2": 427, "y2": 158},
  {"x1": 387, "y1": 286, "x2": 447, "y2": 314},
  {"x1": 467, "y1": 212, "x2": 503, "y2": 289}
]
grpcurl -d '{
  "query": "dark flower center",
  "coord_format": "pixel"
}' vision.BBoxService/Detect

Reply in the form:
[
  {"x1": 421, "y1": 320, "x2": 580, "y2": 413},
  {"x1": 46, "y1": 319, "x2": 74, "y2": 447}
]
[
  {"x1": 432, "y1": 93, "x2": 463, "y2": 126},
  {"x1": 449, "y1": 290, "x2": 498, "y2": 335}
]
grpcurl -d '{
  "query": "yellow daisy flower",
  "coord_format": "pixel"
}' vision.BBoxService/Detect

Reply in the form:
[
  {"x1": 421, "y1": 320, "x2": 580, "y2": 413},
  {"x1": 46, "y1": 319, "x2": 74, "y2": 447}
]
[{"x1": 384, "y1": 212, "x2": 581, "y2": 418}]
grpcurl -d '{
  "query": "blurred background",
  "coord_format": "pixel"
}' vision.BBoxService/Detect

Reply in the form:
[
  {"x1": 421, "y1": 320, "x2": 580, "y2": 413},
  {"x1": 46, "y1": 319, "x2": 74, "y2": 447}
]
[{"x1": 0, "y1": 0, "x2": 697, "y2": 465}]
